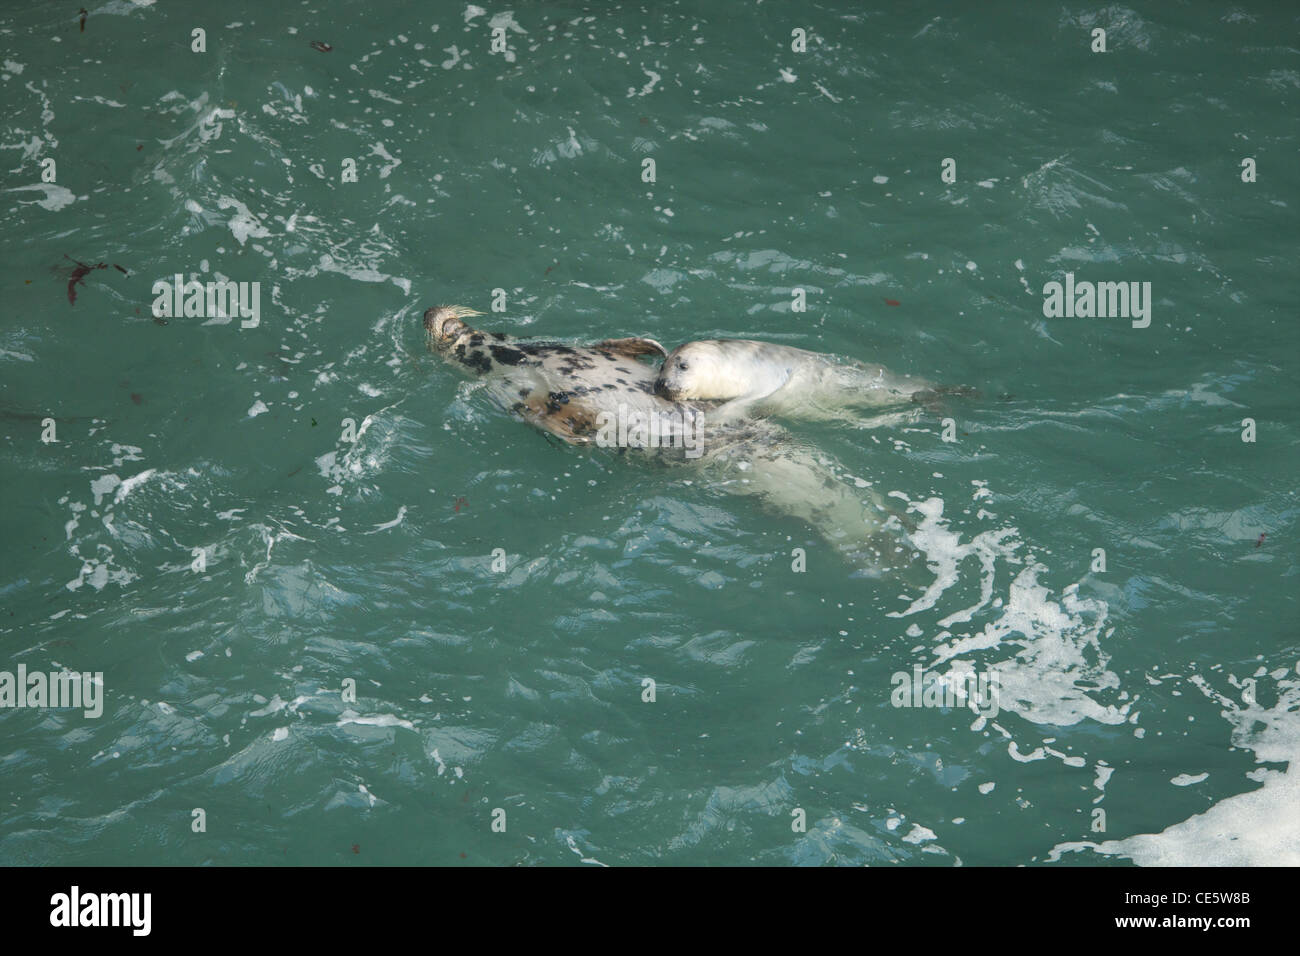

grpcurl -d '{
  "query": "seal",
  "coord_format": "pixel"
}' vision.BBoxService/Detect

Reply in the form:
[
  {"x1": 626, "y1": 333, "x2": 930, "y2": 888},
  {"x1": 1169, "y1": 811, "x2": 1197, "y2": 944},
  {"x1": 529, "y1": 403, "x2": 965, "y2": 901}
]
[
  {"x1": 425, "y1": 306, "x2": 926, "y2": 577},
  {"x1": 654, "y1": 338, "x2": 966, "y2": 421},
  {"x1": 424, "y1": 304, "x2": 699, "y2": 453}
]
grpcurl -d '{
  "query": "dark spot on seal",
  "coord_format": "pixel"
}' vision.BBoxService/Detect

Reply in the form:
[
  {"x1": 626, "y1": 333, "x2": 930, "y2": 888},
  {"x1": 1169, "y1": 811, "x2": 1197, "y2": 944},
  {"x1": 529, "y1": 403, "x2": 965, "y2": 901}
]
[
  {"x1": 563, "y1": 410, "x2": 598, "y2": 437},
  {"x1": 469, "y1": 334, "x2": 485, "y2": 346},
  {"x1": 603, "y1": 383, "x2": 617, "y2": 390},
  {"x1": 616, "y1": 367, "x2": 632, "y2": 374},
  {"x1": 518, "y1": 387, "x2": 531, "y2": 399},
  {"x1": 490, "y1": 345, "x2": 528, "y2": 366},
  {"x1": 546, "y1": 391, "x2": 571, "y2": 412},
  {"x1": 616, "y1": 378, "x2": 627, "y2": 385},
  {"x1": 551, "y1": 350, "x2": 595, "y2": 373},
  {"x1": 491, "y1": 332, "x2": 507, "y2": 341},
  {"x1": 453, "y1": 344, "x2": 492, "y2": 374}
]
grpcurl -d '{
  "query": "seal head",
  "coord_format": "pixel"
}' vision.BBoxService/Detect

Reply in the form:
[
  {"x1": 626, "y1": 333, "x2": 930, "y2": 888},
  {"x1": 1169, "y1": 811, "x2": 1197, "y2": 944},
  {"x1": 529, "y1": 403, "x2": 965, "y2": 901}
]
[
  {"x1": 424, "y1": 305, "x2": 485, "y2": 346},
  {"x1": 655, "y1": 340, "x2": 774, "y2": 401}
]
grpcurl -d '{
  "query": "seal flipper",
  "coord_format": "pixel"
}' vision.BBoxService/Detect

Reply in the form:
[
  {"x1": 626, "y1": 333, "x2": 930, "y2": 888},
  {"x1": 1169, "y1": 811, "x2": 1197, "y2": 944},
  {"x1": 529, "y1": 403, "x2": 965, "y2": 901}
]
[
  {"x1": 509, "y1": 390, "x2": 599, "y2": 446},
  {"x1": 712, "y1": 369, "x2": 795, "y2": 422},
  {"x1": 592, "y1": 337, "x2": 668, "y2": 361},
  {"x1": 911, "y1": 384, "x2": 979, "y2": 404},
  {"x1": 701, "y1": 426, "x2": 928, "y2": 581}
]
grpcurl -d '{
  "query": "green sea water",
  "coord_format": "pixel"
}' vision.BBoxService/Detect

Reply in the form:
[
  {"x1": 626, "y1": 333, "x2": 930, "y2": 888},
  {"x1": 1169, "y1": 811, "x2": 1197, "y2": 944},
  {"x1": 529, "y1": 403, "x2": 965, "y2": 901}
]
[{"x1": 1, "y1": 0, "x2": 1297, "y2": 866}]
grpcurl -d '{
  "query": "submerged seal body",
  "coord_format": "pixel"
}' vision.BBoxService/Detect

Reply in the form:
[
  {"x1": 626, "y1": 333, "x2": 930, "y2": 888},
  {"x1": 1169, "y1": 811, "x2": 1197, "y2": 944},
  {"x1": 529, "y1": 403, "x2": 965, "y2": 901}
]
[{"x1": 425, "y1": 306, "x2": 925, "y2": 577}]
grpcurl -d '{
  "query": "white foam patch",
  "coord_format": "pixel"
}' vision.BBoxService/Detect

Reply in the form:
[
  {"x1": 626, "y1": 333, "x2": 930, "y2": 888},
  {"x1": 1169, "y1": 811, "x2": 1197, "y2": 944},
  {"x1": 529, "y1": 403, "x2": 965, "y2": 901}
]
[
  {"x1": 889, "y1": 492, "x2": 1124, "y2": 728},
  {"x1": 901, "y1": 824, "x2": 936, "y2": 844},
  {"x1": 217, "y1": 196, "x2": 270, "y2": 245},
  {"x1": 249, "y1": 695, "x2": 287, "y2": 717},
  {"x1": 888, "y1": 496, "x2": 1017, "y2": 620},
  {"x1": 6, "y1": 183, "x2": 78, "y2": 211},
  {"x1": 338, "y1": 711, "x2": 416, "y2": 731},
  {"x1": 367, "y1": 506, "x2": 407, "y2": 533},
  {"x1": 1049, "y1": 673, "x2": 1300, "y2": 865},
  {"x1": 370, "y1": 142, "x2": 402, "y2": 178},
  {"x1": 308, "y1": 253, "x2": 411, "y2": 295},
  {"x1": 242, "y1": 524, "x2": 310, "y2": 584},
  {"x1": 114, "y1": 469, "x2": 155, "y2": 503},
  {"x1": 90, "y1": 474, "x2": 122, "y2": 506}
]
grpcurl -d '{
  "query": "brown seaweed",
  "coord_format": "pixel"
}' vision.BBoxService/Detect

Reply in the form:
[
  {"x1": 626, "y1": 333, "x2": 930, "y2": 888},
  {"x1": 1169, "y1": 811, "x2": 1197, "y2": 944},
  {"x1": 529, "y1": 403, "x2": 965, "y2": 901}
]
[{"x1": 64, "y1": 255, "x2": 106, "y2": 305}]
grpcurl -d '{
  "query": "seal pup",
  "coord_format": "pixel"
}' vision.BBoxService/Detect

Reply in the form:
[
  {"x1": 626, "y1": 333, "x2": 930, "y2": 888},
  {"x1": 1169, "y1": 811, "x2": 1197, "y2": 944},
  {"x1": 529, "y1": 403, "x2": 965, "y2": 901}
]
[
  {"x1": 424, "y1": 306, "x2": 925, "y2": 577},
  {"x1": 655, "y1": 338, "x2": 969, "y2": 422}
]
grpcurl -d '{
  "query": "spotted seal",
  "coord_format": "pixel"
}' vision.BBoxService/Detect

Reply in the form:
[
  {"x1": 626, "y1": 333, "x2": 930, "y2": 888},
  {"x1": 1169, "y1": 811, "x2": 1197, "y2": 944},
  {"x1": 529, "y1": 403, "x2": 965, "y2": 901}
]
[
  {"x1": 424, "y1": 304, "x2": 701, "y2": 454},
  {"x1": 425, "y1": 306, "x2": 925, "y2": 577}
]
